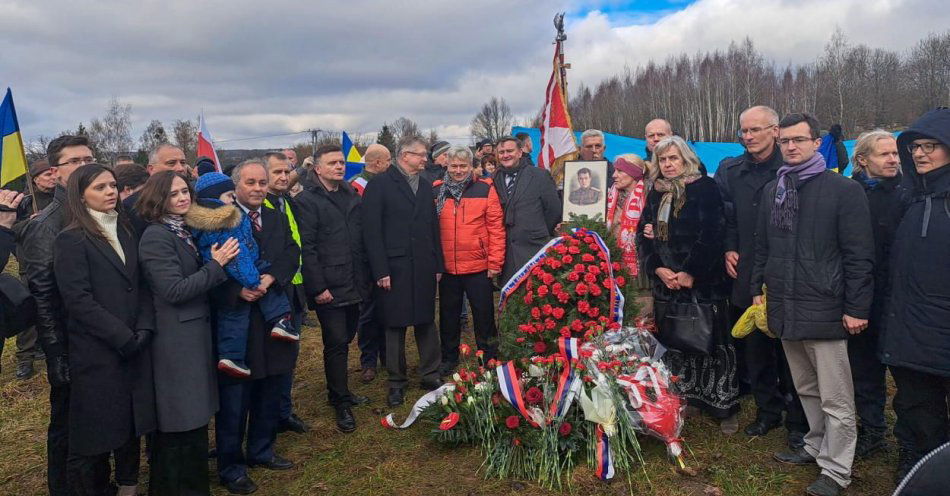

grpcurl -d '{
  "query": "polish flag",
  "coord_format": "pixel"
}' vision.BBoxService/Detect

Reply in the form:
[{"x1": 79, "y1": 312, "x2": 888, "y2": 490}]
[
  {"x1": 197, "y1": 113, "x2": 222, "y2": 172},
  {"x1": 537, "y1": 40, "x2": 576, "y2": 184}
]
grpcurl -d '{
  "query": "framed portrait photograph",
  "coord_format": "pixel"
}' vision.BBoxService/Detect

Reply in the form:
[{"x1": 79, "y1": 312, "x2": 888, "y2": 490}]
[{"x1": 562, "y1": 160, "x2": 608, "y2": 222}]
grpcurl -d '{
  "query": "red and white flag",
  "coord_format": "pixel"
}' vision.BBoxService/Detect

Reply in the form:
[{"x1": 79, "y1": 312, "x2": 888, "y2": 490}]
[
  {"x1": 197, "y1": 113, "x2": 222, "y2": 172},
  {"x1": 537, "y1": 40, "x2": 576, "y2": 183}
]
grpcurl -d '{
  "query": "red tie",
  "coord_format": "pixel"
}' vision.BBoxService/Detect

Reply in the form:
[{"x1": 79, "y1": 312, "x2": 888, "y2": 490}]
[{"x1": 248, "y1": 210, "x2": 262, "y2": 232}]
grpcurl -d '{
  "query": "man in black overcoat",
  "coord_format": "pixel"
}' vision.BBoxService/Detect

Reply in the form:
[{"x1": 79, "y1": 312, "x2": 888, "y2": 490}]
[
  {"x1": 362, "y1": 136, "x2": 444, "y2": 407},
  {"x1": 213, "y1": 159, "x2": 300, "y2": 495}
]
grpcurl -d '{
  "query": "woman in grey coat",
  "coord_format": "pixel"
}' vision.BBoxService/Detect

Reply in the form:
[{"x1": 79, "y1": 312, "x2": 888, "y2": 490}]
[{"x1": 136, "y1": 171, "x2": 239, "y2": 495}]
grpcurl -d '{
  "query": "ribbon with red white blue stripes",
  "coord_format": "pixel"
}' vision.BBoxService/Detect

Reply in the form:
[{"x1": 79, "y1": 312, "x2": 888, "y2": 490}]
[
  {"x1": 381, "y1": 384, "x2": 455, "y2": 429},
  {"x1": 496, "y1": 361, "x2": 541, "y2": 427},
  {"x1": 594, "y1": 424, "x2": 615, "y2": 480},
  {"x1": 583, "y1": 228, "x2": 625, "y2": 324},
  {"x1": 549, "y1": 337, "x2": 582, "y2": 419},
  {"x1": 497, "y1": 236, "x2": 565, "y2": 313}
]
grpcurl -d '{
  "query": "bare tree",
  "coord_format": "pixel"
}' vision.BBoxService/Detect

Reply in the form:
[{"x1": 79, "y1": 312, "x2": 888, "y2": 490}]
[
  {"x1": 390, "y1": 117, "x2": 421, "y2": 144},
  {"x1": 172, "y1": 119, "x2": 198, "y2": 162},
  {"x1": 426, "y1": 128, "x2": 440, "y2": 145},
  {"x1": 87, "y1": 97, "x2": 133, "y2": 163},
  {"x1": 139, "y1": 120, "x2": 169, "y2": 155},
  {"x1": 471, "y1": 97, "x2": 513, "y2": 143}
]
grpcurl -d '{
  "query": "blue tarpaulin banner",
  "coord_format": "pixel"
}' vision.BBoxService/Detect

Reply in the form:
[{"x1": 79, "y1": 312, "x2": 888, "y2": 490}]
[{"x1": 511, "y1": 126, "x2": 857, "y2": 176}]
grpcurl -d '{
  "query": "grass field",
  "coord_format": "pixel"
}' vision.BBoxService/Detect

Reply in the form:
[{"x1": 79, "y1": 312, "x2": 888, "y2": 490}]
[{"x1": 0, "y1": 320, "x2": 900, "y2": 496}]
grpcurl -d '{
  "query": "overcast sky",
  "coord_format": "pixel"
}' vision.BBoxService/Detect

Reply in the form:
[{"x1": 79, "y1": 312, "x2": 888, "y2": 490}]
[{"x1": 1, "y1": 0, "x2": 947, "y2": 149}]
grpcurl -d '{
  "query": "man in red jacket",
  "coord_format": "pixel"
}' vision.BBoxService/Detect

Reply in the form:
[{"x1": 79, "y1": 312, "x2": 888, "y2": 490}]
[{"x1": 432, "y1": 145, "x2": 505, "y2": 374}]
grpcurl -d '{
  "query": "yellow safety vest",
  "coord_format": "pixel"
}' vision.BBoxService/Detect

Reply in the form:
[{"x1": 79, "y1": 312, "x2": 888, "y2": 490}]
[{"x1": 264, "y1": 196, "x2": 303, "y2": 285}]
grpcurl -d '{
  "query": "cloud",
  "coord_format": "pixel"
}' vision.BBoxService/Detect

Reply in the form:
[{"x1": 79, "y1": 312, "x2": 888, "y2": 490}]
[{"x1": 0, "y1": 0, "x2": 945, "y2": 150}]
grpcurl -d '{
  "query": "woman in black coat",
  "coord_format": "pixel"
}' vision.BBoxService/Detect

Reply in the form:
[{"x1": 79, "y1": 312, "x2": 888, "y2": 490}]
[
  {"x1": 638, "y1": 137, "x2": 739, "y2": 433},
  {"x1": 135, "y1": 171, "x2": 239, "y2": 495},
  {"x1": 53, "y1": 164, "x2": 156, "y2": 495}
]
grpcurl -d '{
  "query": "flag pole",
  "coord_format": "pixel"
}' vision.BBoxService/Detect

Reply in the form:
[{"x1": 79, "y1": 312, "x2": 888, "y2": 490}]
[
  {"x1": 554, "y1": 13, "x2": 569, "y2": 96},
  {"x1": 3, "y1": 89, "x2": 37, "y2": 214}
]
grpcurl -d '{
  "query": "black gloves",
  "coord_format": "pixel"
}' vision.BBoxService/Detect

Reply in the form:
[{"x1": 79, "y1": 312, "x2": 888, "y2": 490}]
[
  {"x1": 118, "y1": 330, "x2": 153, "y2": 359},
  {"x1": 47, "y1": 354, "x2": 70, "y2": 387}
]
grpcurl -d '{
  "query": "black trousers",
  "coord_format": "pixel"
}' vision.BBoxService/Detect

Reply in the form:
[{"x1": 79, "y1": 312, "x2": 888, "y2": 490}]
[
  {"x1": 386, "y1": 322, "x2": 440, "y2": 389},
  {"x1": 744, "y1": 324, "x2": 808, "y2": 433},
  {"x1": 48, "y1": 381, "x2": 70, "y2": 496},
  {"x1": 357, "y1": 296, "x2": 386, "y2": 370},
  {"x1": 314, "y1": 304, "x2": 359, "y2": 406},
  {"x1": 66, "y1": 435, "x2": 140, "y2": 495},
  {"x1": 891, "y1": 366, "x2": 950, "y2": 461},
  {"x1": 149, "y1": 426, "x2": 210, "y2": 496},
  {"x1": 439, "y1": 271, "x2": 497, "y2": 366},
  {"x1": 847, "y1": 326, "x2": 887, "y2": 436}
]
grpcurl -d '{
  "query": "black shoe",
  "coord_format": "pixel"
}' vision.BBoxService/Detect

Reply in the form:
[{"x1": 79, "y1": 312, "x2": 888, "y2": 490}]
[
  {"x1": 277, "y1": 413, "x2": 309, "y2": 434},
  {"x1": 744, "y1": 418, "x2": 781, "y2": 437},
  {"x1": 14, "y1": 362, "x2": 35, "y2": 380},
  {"x1": 420, "y1": 380, "x2": 442, "y2": 391},
  {"x1": 855, "y1": 433, "x2": 887, "y2": 459},
  {"x1": 336, "y1": 405, "x2": 356, "y2": 433},
  {"x1": 387, "y1": 388, "x2": 404, "y2": 407},
  {"x1": 350, "y1": 395, "x2": 370, "y2": 406},
  {"x1": 787, "y1": 430, "x2": 806, "y2": 450},
  {"x1": 439, "y1": 362, "x2": 457, "y2": 377},
  {"x1": 248, "y1": 454, "x2": 293, "y2": 470},
  {"x1": 224, "y1": 475, "x2": 257, "y2": 494},
  {"x1": 208, "y1": 448, "x2": 217, "y2": 458},
  {"x1": 805, "y1": 474, "x2": 843, "y2": 496},
  {"x1": 773, "y1": 447, "x2": 817, "y2": 465}
]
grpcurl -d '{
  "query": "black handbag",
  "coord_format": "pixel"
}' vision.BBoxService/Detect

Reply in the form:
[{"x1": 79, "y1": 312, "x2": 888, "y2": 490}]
[
  {"x1": 655, "y1": 291, "x2": 717, "y2": 355},
  {"x1": 0, "y1": 273, "x2": 36, "y2": 339}
]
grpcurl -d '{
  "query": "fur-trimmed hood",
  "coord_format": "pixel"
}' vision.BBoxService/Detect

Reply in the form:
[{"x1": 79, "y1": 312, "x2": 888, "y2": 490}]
[{"x1": 185, "y1": 202, "x2": 243, "y2": 231}]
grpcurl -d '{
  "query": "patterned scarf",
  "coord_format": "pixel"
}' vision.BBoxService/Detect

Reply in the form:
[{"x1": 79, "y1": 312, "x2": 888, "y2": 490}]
[
  {"x1": 772, "y1": 153, "x2": 826, "y2": 231},
  {"x1": 161, "y1": 214, "x2": 197, "y2": 253},
  {"x1": 652, "y1": 173, "x2": 701, "y2": 241},
  {"x1": 436, "y1": 171, "x2": 472, "y2": 215},
  {"x1": 606, "y1": 182, "x2": 646, "y2": 275}
]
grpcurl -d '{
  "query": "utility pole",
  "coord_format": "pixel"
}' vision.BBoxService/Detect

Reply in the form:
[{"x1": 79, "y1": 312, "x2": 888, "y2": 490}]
[{"x1": 310, "y1": 129, "x2": 319, "y2": 159}]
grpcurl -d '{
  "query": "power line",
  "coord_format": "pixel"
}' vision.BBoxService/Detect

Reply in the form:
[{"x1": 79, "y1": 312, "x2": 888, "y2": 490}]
[{"x1": 213, "y1": 131, "x2": 309, "y2": 144}]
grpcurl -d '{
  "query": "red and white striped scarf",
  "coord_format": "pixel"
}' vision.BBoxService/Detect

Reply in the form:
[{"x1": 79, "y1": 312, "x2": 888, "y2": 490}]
[{"x1": 606, "y1": 182, "x2": 645, "y2": 276}]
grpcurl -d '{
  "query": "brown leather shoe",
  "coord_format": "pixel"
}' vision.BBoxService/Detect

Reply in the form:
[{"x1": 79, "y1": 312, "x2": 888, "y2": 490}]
[{"x1": 360, "y1": 367, "x2": 377, "y2": 383}]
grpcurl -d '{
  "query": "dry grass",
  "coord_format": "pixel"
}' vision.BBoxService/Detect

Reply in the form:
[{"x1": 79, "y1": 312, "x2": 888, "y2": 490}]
[{"x1": 0, "y1": 325, "x2": 899, "y2": 496}]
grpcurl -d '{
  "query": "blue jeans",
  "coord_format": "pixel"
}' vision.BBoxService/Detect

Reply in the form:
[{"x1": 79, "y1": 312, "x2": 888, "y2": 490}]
[
  {"x1": 217, "y1": 290, "x2": 291, "y2": 361},
  {"x1": 215, "y1": 375, "x2": 283, "y2": 483}
]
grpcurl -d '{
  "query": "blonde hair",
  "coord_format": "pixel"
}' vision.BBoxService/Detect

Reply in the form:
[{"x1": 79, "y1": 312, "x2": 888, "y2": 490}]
[
  {"x1": 650, "y1": 136, "x2": 701, "y2": 180},
  {"x1": 852, "y1": 130, "x2": 896, "y2": 174}
]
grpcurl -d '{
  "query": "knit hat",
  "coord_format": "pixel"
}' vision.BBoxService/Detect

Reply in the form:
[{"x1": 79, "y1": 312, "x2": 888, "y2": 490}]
[
  {"x1": 195, "y1": 156, "x2": 217, "y2": 176},
  {"x1": 29, "y1": 159, "x2": 52, "y2": 178},
  {"x1": 476, "y1": 139, "x2": 493, "y2": 149},
  {"x1": 194, "y1": 172, "x2": 234, "y2": 200},
  {"x1": 430, "y1": 141, "x2": 451, "y2": 160}
]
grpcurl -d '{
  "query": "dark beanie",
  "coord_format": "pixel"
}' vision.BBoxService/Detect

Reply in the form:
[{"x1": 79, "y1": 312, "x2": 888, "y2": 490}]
[
  {"x1": 195, "y1": 156, "x2": 217, "y2": 176},
  {"x1": 194, "y1": 172, "x2": 234, "y2": 200},
  {"x1": 430, "y1": 141, "x2": 451, "y2": 159},
  {"x1": 29, "y1": 159, "x2": 52, "y2": 178}
]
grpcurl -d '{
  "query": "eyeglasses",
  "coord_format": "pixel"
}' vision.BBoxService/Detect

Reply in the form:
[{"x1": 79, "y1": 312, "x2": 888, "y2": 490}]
[
  {"x1": 403, "y1": 150, "x2": 427, "y2": 158},
  {"x1": 778, "y1": 137, "x2": 814, "y2": 147},
  {"x1": 57, "y1": 156, "x2": 96, "y2": 166},
  {"x1": 737, "y1": 125, "x2": 776, "y2": 138},
  {"x1": 907, "y1": 142, "x2": 942, "y2": 154}
]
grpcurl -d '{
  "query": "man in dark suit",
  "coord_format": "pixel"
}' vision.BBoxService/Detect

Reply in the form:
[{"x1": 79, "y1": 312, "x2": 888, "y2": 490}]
[
  {"x1": 492, "y1": 136, "x2": 561, "y2": 283},
  {"x1": 214, "y1": 159, "x2": 300, "y2": 495},
  {"x1": 362, "y1": 136, "x2": 444, "y2": 407}
]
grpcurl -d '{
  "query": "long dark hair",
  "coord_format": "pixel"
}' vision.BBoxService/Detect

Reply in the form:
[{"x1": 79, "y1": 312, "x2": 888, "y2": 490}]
[
  {"x1": 135, "y1": 170, "x2": 194, "y2": 223},
  {"x1": 64, "y1": 163, "x2": 131, "y2": 241}
]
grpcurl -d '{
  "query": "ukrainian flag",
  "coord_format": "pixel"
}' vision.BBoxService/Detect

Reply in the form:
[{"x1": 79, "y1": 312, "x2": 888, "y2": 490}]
[
  {"x1": 0, "y1": 89, "x2": 28, "y2": 187},
  {"x1": 341, "y1": 131, "x2": 364, "y2": 180}
]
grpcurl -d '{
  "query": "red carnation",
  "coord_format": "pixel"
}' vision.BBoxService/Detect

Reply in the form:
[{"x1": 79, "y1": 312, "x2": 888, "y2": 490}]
[
  {"x1": 544, "y1": 318, "x2": 556, "y2": 330},
  {"x1": 516, "y1": 337, "x2": 525, "y2": 343},
  {"x1": 588, "y1": 265, "x2": 601, "y2": 275},
  {"x1": 506, "y1": 415, "x2": 520, "y2": 429},
  {"x1": 533, "y1": 341, "x2": 547, "y2": 354},
  {"x1": 571, "y1": 319, "x2": 584, "y2": 331},
  {"x1": 557, "y1": 291, "x2": 571, "y2": 304},
  {"x1": 615, "y1": 275, "x2": 626, "y2": 286},
  {"x1": 552, "y1": 282, "x2": 563, "y2": 293},
  {"x1": 542, "y1": 273, "x2": 555, "y2": 285},
  {"x1": 581, "y1": 253, "x2": 595, "y2": 262},
  {"x1": 454, "y1": 392, "x2": 463, "y2": 403},
  {"x1": 570, "y1": 238, "x2": 580, "y2": 246},
  {"x1": 541, "y1": 304, "x2": 553, "y2": 315},
  {"x1": 578, "y1": 300, "x2": 590, "y2": 313},
  {"x1": 560, "y1": 327, "x2": 571, "y2": 338},
  {"x1": 518, "y1": 324, "x2": 534, "y2": 333},
  {"x1": 555, "y1": 244, "x2": 567, "y2": 254},
  {"x1": 559, "y1": 421, "x2": 573, "y2": 437},
  {"x1": 549, "y1": 260, "x2": 562, "y2": 270},
  {"x1": 530, "y1": 307, "x2": 541, "y2": 319},
  {"x1": 525, "y1": 387, "x2": 543, "y2": 405},
  {"x1": 537, "y1": 285, "x2": 550, "y2": 297},
  {"x1": 573, "y1": 264, "x2": 586, "y2": 273},
  {"x1": 590, "y1": 284, "x2": 603, "y2": 297},
  {"x1": 567, "y1": 272, "x2": 580, "y2": 282},
  {"x1": 584, "y1": 273, "x2": 597, "y2": 284},
  {"x1": 575, "y1": 283, "x2": 588, "y2": 296},
  {"x1": 524, "y1": 292, "x2": 534, "y2": 304},
  {"x1": 588, "y1": 307, "x2": 600, "y2": 318},
  {"x1": 561, "y1": 255, "x2": 573, "y2": 264},
  {"x1": 531, "y1": 266, "x2": 544, "y2": 277},
  {"x1": 551, "y1": 307, "x2": 565, "y2": 319},
  {"x1": 612, "y1": 262, "x2": 621, "y2": 271},
  {"x1": 568, "y1": 246, "x2": 580, "y2": 254}
]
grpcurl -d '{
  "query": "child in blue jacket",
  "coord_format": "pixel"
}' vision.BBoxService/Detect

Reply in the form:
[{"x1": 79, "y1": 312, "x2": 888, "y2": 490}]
[{"x1": 186, "y1": 172, "x2": 298, "y2": 378}]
